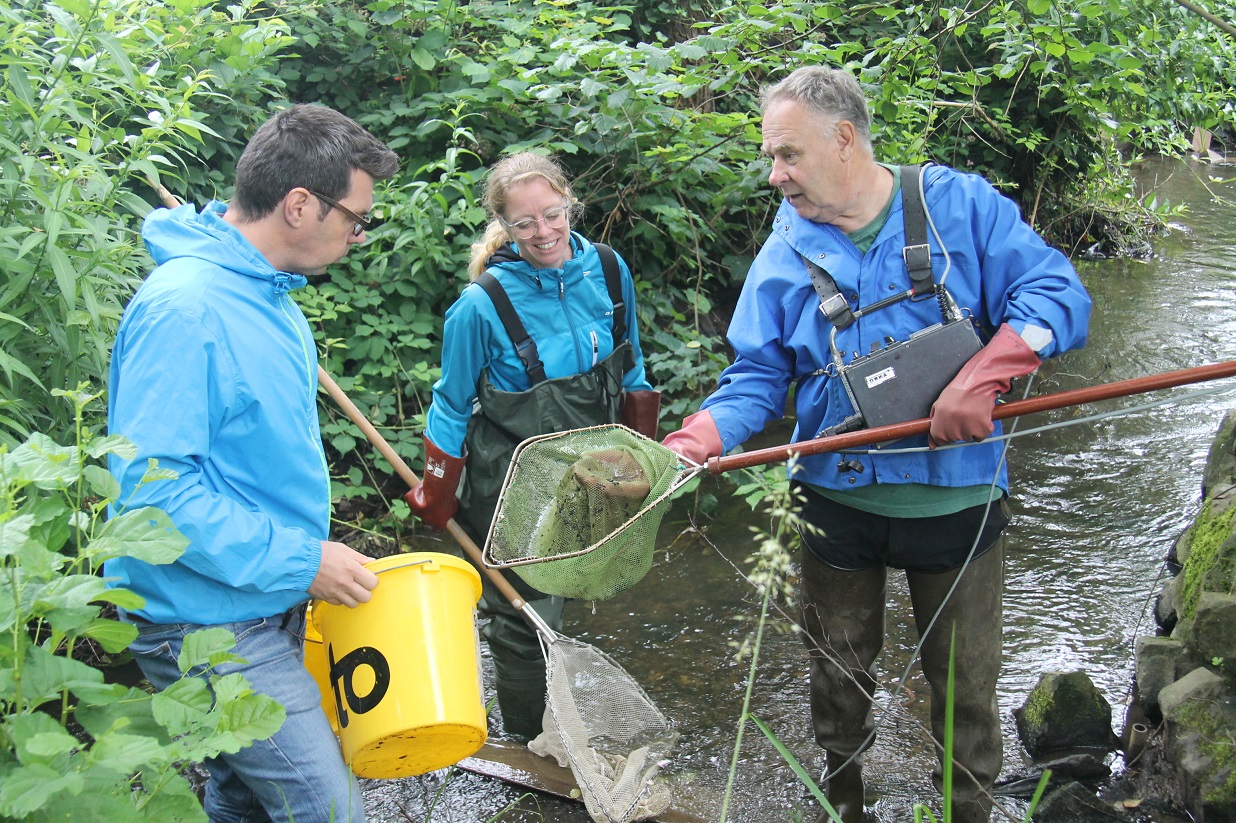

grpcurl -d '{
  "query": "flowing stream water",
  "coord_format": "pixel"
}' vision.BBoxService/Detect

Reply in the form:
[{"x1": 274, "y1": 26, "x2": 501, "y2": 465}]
[{"x1": 365, "y1": 157, "x2": 1236, "y2": 822}]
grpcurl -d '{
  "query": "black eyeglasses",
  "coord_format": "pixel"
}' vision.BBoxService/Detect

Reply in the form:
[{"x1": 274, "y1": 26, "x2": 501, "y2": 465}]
[{"x1": 310, "y1": 191, "x2": 372, "y2": 238}]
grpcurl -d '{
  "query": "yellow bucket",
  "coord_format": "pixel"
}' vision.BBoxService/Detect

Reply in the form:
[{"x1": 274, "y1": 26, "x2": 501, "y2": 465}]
[
  {"x1": 313, "y1": 552, "x2": 486, "y2": 778},
  {"x1": 303, "y1": 604, "x2": 339, "y2": 733}
]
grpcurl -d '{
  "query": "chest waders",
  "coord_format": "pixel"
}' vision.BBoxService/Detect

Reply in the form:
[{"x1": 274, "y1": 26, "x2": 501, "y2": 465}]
[
  {"x1": 456, "y1": 245, "x2": 630, "y2": 740},
  {"x1": 799, "y1": 169, "x2": 1005, "y2": 822}
]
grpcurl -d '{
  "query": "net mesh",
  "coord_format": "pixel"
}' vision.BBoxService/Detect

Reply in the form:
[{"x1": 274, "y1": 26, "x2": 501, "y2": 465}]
[
  {"x1": 484, "y1": 425, "x2": 690, "y2": 600},
  {"x1": 529, "y1": 634, "x2": 679, "y2": 823}
]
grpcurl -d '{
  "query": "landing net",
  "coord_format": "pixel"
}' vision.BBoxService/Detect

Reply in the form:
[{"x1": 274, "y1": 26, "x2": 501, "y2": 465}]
[{"x1": 483, "y1": 425, "x2": 696, "y2": 601}]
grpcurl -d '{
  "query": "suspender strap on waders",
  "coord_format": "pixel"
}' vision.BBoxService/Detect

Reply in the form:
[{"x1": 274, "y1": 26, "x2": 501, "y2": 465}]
[{"x1": 478, "y1": 243, "x2": 625, "y2": 385}]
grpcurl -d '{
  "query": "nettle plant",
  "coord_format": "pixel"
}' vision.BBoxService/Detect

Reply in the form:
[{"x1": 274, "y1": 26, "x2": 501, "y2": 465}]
[{"x1": 0, "y1": 388, "x2": 284, "y2": 822}]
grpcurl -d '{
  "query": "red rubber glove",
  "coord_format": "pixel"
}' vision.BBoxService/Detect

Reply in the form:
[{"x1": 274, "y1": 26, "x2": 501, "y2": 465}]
[
  {"x1": 661, "y1": 410, "x2": 723, "y2": 465},
  {"x1": 620, "y1": 390, "x2": 662, "y2": 439},
  {"x1": 929, "y1": 324, "x2": 1042, "y2": 447},
  {"x1": 403, "y1": 437, "x2": 465, "y2": 529}
]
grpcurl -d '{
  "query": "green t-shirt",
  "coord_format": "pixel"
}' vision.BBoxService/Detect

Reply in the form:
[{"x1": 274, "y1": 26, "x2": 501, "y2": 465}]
[{"x1": 811, "y1": 163, "x2": 991, "y2": 518}]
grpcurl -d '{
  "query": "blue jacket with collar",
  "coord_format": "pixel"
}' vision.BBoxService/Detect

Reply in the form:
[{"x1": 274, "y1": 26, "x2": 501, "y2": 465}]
[
  {"x1": 426, "y1": 233, "x2": 654, "y2": 458},
  {"x1": 105, "y1": 201, "x2": 328, "y2": 624},
  {"x1": 702, "y1": 164, "x2": 1092, "y2": 492}
]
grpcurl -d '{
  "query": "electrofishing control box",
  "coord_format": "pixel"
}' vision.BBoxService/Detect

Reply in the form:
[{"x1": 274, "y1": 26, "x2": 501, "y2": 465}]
[{"x1": 842, "y1": 318, "x2": 983, "y2": 429}]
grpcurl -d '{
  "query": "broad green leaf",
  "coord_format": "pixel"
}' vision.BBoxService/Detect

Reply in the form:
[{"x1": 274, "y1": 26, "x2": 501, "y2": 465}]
[
  {"x1": 10, "y1": 433, "x2": 79, "y2": 488},
  {"x1": 0, "y1": 513, "x2": 34, "y2": 558},
  {"x1": 4, "y1": 711, "x2": 69, "y2": 753},
  {"x1": 134, "y1": 775, "x2": 209, "y2": 822},
  {"x1": 22, "y1": 728, "x2": 82, "y2": 759},
  {"x1": 0, "y1": 763, "x2": 85, "y2": 817},
  {"x1": 75, "y1": 686, "x2": 170, "y2": 744},
  {"x1": 21, "y1": 645, "x2": 121, "y2": 706},
  {"x1": 178, "y1": 627, "x2": 243, "y2": 673},
  {"x1": 84, "y1": 507, "x2": 187, "y2": 565},
  {"x1": 93, "y1": 587, "x2": 145, "y2": 611},
  {"x1": 81, "y1": 616, "x2": 138, "y2": 654},
  {"x1": 152, "y1": 678, "x2": 213, "y2": 734},
  {"x1": 83, "y1": 464, "x2": 121, "y2": 502},
  {"x1": 87, "y1": 732, "x2": 166, "y2": 775}
]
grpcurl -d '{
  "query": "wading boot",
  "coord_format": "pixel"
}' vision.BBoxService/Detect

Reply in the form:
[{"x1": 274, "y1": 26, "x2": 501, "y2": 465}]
[
  {"x1": 907, "y1": 539, "x2": 1005, "y2": 823},
  {"x1": 816, "y1": 752, "x2": 864, "y2": 823}
]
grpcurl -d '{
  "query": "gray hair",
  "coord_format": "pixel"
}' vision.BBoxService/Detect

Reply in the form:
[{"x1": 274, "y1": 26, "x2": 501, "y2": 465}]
[{"x1": 760, "y1": 67, "x2": 872, "y2": 143}]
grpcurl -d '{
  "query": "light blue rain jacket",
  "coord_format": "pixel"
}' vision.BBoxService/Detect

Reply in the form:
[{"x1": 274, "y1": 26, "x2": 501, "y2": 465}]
[
  {"x1": 105, "y1": 201, "x2": 328, "y2": 624},
  {"x1": 702, "y1": 164, "x2": 1092, "y2": 493}
]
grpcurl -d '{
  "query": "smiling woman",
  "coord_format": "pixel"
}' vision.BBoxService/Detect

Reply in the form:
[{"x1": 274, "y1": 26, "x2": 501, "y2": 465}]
[{"x1": 401, "y1": 151, "x2": 663, "y2": 743}]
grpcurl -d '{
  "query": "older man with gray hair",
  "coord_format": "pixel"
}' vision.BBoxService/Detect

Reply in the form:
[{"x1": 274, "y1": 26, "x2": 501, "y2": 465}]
[{"x1": 663, "y1": 67, "x2": 1091, "y2": 821}]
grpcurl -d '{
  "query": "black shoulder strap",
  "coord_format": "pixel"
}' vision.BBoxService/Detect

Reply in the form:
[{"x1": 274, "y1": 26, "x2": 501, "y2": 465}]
[
  {"x1": 900, "y1": 164, "x2": 934, "y2": 297},
  {"x1": 475, "y1": 271, "x2": 546, "y2": 384},
  {"x1": 804, "y1": 257, "x2": 855, "y2": 330},
  {"x1": 594, "y1": 242, "x2": 626, "y2": 346}
]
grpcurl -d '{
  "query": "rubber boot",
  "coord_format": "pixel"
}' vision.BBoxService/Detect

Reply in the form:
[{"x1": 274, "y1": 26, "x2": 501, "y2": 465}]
[
  {"x1": 906, "y1": 539, "x2": 1005, "y2": 823},
  {"x1": 819, "y1": 751, "x2": 865, "y2": 823},
  {"x1": 799, "y1": 549, "x2": 886, "y2": 758},
  {"x1": 493, "y1": 671, "x2": 549, "y2": 742}
]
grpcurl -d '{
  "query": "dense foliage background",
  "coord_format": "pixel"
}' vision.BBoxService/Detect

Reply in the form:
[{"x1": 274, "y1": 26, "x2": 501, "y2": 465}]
[
  {"x1": 0, "y1": 0, "x2": 1232, "y2": 814},
  {"x1": 2, "y1": 0, "x2": 1234, "y2": 535}
]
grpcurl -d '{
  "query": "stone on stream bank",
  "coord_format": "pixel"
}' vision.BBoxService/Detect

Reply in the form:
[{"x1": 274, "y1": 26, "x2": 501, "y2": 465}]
[{"x1": 1127, "y1": 410, "x2": 1236, "y2": 821}]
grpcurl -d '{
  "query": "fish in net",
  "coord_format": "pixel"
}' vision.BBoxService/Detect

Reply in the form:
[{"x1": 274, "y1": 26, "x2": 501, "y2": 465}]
[{"x1": 484, "y1": 425, "x2": 693, "y2": 601}]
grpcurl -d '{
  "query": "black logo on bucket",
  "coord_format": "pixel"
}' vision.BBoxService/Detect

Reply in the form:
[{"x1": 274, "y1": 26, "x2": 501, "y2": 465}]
[{"x1": 327, "y1": 644, "x2": 391, "y2": 728}]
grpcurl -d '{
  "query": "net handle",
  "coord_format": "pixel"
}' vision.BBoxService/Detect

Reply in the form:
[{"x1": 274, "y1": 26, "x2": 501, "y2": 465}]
[
  {"x1": 317, "y1": 366, "x2": 553, "y2": 638},
  {"x1": 706, "y1": 358, "x2": 1236, "y2": 474}
]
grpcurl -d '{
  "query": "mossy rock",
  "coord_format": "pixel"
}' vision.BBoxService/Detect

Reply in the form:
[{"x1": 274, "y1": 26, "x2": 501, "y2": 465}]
[
  {"x1": 1160, "y1": 669, "x2": 1236, "y2": 815},
  {"x1": 1176, "y1": 491, "x2": 1236, "y2": 625},
  {"x1": 1202, "y1": 411, "x2": 1236, "y2": 499},
  {"x1": 1014, "y1": 671, "x2": 1118, "y2": 757}
]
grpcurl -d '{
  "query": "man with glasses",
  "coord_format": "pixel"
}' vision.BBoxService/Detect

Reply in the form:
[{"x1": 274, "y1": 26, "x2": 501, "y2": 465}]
[{"x1": 106, "y1": 103, "x2": 399, "y2": 822}]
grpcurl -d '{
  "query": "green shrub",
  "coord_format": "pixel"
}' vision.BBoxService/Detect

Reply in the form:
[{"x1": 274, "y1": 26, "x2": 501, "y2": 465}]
[{"x1": 0, "y1": 388, "x2": 285, "y2": 821}]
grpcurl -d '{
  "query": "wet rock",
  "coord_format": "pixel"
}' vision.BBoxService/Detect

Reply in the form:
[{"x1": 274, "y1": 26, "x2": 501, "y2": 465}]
[
  {"x1": 1031, "y1": 780, "x2": 1125, "y2": 821},
  {"x1": 1183, "y1": 592, "x2": 1236, "y2": 682},
  {"x1": 1153, "y1": 576, "x2": 1178, "y2": 633},
  {"x1": 1201, "y1": 412, "x2": 1236, "y2": 499},
  {"x1": 1015, "y1": 671, "x2": 1120, "y2": 757},
  {"x1": 1134, "y1": 636, "x2": 1182, "y2": 712},
  {"x1": 1157, "y1": 666, "x2": 1236, "y2": 819}
]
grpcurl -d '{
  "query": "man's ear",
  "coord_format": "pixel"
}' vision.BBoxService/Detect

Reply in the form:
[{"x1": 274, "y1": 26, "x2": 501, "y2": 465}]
[
  {"x1": 835, "y1": 120, "x2": 857, "y2": 161},
  {"x1": 282, "y1": 187, "x2": 315, "y2": 229}
]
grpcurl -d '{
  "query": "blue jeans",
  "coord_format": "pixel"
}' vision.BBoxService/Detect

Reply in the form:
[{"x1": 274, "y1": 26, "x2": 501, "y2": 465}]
[{"x1": 128, "y1": 608, "x2": 366, "y2": 823}]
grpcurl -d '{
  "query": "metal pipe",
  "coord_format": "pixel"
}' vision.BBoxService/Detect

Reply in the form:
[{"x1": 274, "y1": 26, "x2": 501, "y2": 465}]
[
  {"x1": 1125, "y1": 721, "x2": 1149, "y2": 763},
  {"x1": 708, "y1": 359, "x2": 1236, "y2": 474}
]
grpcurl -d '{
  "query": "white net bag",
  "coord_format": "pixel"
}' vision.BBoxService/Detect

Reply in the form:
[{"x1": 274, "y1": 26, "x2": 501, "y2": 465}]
[{"x1": 528, "y1": 633, "x2": 679, "y2": 823}]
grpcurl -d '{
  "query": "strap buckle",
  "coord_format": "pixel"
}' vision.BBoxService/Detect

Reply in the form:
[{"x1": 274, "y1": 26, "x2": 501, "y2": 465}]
[
  {"x1": 902, "y1": 243, "x2": 933, "y2": 296},
  {"x1": 818, "y1": 293, "x2": 854, "y2": 328},
  {"x1": 902, "y1": 243, "x2": 931, "y2": 271}
]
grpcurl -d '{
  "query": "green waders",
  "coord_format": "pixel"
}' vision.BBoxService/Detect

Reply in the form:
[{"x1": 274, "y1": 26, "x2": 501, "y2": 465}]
[
  {"x1": 455, "y1": 343, "x2": 631, "y2": 740},
  {"x1": 801, "y1": 539, "x2": 1005, "y2": 823}
]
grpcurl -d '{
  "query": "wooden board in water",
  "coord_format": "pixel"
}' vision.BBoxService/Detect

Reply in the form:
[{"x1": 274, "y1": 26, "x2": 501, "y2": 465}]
[{"x1": 457, "y1": 740, "x2": 716, "y2": 823}]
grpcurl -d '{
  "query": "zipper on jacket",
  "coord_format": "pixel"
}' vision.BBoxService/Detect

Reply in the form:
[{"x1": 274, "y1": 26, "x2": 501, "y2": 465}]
[
  {"x1": 558, "y1": 275, "x2": 587, "y2": 370},
  {"x1": 590, "y1": 330, "x2": 599, "y2": 367}
]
